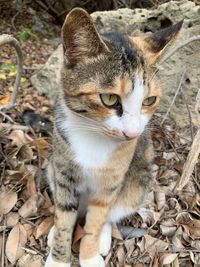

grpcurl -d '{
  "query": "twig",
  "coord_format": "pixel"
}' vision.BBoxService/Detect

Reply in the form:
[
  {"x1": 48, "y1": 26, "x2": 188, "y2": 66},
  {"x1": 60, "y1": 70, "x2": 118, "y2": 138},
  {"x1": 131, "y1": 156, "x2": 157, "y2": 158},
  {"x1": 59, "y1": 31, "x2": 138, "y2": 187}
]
[
  {"x1": 0, "y1": 111, "x2": 14, "y2": 123},
  {"x1": 29, "y1": 127, "x2": 42, "y2": 194},
  {"x1": 177, "y1": 128, "x2": 200, "y2": 191},
  {"x1": 0, "y1": 123, "x2": 30, "y2": 132},
  {"x1": 11, "y1": 0, "x2": 31, "y2": 29},
  {"x1": 161, "y1": 70, "x2": 186, "y2": 125},
  {"x1": 0, "y1": 34, "x2": 23, "y2": 110},
  {"x1": 159, "y1": 35, "x2": 200, "y2": 65}
]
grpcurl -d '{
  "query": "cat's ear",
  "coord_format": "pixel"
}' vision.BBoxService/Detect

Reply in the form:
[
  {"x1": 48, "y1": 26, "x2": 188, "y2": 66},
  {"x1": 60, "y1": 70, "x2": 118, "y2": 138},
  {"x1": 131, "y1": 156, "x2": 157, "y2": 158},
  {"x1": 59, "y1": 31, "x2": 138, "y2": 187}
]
[
  {"x1": 61, "y1": 8, "x2": 110, "y2": 65},
  {"x1": 131, "y1": 21, "x2": 183, "y2": 65}
]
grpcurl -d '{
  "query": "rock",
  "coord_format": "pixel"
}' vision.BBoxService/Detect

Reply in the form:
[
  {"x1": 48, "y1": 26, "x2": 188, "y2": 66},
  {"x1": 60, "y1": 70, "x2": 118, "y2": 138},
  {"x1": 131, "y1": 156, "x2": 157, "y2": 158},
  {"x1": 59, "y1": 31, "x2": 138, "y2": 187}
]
[
  {"x1": 31, "y1": 0, "x2": 200, "y2": 127},
  {"x1": 31, "y1": 45, "x2": 63, "y2": 102}
]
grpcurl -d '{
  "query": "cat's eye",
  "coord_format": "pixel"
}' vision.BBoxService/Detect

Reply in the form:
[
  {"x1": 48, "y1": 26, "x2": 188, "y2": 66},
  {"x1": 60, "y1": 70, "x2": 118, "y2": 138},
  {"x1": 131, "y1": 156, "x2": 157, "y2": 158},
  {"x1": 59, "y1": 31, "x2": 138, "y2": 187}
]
[
  {"x1": 100, "y1": 94, "x2": 120, "y2": 107},
  {"x1": 142, "y1": 96, "x2": 157, "y2": 106}
]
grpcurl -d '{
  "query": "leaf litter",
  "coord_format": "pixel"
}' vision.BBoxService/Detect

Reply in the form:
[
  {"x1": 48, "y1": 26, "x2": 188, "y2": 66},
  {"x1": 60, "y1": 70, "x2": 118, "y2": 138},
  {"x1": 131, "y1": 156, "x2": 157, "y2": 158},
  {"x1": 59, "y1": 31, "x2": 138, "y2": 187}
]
[{"x1": 0, "y1": 4, "x2": 200, "y2": 267}]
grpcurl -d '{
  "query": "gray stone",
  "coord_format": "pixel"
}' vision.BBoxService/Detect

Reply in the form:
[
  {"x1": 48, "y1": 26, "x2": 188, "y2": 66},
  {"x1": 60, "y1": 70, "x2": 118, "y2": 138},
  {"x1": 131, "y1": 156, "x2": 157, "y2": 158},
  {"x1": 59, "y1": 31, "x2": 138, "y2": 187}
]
[
  {"x1": 31, "y1": 0, "x2": 200, "y2": 126},
  {"x1": 31, "y1": 45, "x2": 63, "y2": 102}
]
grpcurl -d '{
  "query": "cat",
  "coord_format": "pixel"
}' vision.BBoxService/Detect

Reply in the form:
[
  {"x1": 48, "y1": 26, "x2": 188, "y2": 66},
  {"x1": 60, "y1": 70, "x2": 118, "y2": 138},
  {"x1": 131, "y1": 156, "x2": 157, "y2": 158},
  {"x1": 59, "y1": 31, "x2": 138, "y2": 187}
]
[{"x1": 44, "y1": 8, "x2": 182, "y2": 267}]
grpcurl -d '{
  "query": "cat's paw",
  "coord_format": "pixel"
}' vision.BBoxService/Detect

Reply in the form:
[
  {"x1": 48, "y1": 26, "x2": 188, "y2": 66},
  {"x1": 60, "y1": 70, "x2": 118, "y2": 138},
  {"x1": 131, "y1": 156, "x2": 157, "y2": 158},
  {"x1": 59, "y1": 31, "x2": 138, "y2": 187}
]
[
  {"x1": 99, "y1": 223, "x2": 112, "y2": 256},
  {"x1": 80, "y1": 254, "x2": 105, "y2": 267},
  {"x1": 45, "y1": 253, "x2": 71, "y2": 267},
  {"x1": 47, "y1": 225, "x2": 55, "y2": 248}
]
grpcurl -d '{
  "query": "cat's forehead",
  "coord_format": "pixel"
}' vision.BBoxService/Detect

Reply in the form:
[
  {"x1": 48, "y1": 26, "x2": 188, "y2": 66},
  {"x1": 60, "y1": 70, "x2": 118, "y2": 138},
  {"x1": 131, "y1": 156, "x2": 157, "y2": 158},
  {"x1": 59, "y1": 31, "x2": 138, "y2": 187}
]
[
  {"x1": 61, "y1": 32, "x2": 145, "y2": 96},
  {"x1": 98, "y1": 32, "x2": 144, "y2": 87}
]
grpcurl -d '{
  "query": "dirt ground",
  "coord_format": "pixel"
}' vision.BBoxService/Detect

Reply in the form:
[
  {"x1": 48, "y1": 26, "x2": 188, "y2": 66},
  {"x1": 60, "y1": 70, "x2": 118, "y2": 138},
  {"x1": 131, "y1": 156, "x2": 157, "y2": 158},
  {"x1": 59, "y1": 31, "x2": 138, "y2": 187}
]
[{"x1": 0, "y1": 2, "x2": 200, "y2": 267}]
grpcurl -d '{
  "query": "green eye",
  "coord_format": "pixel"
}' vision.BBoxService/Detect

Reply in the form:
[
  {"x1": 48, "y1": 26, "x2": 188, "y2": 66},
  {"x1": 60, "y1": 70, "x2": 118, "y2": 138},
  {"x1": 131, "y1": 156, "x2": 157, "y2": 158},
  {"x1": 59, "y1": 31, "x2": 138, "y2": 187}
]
[
  {"x1": 142, "y1": 96, "x2": 157, "y2": 106},
  {"x1": 100, "y1": 94, "x2": 119, "y2": 107}
]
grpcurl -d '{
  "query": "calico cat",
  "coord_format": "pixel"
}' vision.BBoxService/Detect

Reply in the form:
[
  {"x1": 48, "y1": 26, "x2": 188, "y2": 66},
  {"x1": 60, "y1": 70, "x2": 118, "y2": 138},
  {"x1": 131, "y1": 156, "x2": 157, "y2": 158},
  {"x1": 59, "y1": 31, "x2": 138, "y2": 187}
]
[{"x1": 45, "y1": 8, "x2": 182, "y2": 267}]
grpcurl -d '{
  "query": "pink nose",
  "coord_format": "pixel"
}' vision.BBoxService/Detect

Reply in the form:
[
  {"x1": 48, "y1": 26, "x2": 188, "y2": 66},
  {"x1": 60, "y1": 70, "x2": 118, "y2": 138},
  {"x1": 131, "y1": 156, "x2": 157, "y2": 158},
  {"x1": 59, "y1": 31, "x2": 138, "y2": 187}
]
[{"x1": 122, "y1": 131, "x2": 140, "y2": 140}]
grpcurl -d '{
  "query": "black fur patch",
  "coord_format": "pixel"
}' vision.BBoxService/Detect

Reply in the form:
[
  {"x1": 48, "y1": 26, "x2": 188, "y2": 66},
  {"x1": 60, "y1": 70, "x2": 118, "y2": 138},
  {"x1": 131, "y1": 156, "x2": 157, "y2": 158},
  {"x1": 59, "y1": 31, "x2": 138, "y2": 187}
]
[{"x1": 57, "y1": 202, "x2": 78, "y2": 212}]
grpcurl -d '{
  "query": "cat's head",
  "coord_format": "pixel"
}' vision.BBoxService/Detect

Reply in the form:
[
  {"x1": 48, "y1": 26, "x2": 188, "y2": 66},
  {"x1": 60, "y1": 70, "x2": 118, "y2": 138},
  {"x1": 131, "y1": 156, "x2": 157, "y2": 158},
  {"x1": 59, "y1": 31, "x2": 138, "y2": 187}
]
[{"x1": 60, "y1": 8, "x2": 182, "y2": 141}]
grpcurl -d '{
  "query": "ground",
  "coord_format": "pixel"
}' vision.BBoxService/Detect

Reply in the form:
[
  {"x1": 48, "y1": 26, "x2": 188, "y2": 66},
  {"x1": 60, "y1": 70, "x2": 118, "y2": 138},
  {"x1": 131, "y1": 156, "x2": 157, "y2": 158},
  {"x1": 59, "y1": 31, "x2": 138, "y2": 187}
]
[{"x1": 0, "y1": 2, "x2": 200, "y2": 267}]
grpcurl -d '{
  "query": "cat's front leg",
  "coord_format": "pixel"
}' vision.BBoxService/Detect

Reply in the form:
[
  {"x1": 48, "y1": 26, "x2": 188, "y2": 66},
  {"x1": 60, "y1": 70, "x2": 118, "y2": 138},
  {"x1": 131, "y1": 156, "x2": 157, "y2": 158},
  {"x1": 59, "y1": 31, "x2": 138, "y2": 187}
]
[
  {"x1": 79, "y1": 197, "x2": 114, "y2": 267},
  {"x1": 99, "y1": 223, "x2": 112, "y2": 257},
  {"x1": 45, "y1": 169, "x2": 78, "y2": 267}
]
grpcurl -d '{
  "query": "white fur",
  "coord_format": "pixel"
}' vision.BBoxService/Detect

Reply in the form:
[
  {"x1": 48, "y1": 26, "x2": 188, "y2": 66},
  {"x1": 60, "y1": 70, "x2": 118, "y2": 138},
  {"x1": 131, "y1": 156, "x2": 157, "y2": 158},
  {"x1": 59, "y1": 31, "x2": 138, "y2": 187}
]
[
  {"x1": 47, "y1": 225, "x2": 55, "y2": 247},
  {"x1": 45, "y1": 253, "x2": 71, "y2": 267},
  {"x1": 108, "y1": 205, "x2": 136, "y2": 223},
  {"x1": 80, "y1": 254, "x2": 105, "y2": 267},
  {"x1": 58, "y1": 105, "x2": 120, "y2": 168},
  {"x1": 99, "y1": 223, "x2": 112, "y2": 256},
  {"x1": 68, "y1": 129, "x2": 118, "y2": 168},
  {"x1": 106, "y1": 74, "x2": 149, "y2": 138}
]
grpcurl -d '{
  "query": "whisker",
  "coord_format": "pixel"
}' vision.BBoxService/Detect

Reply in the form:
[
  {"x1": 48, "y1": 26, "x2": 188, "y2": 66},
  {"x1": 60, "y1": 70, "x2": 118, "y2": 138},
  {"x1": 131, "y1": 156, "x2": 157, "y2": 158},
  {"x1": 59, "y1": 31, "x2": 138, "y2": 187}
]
[
  {"x1": 69, "y1": 110, "x2": 101, "y2": 125},
  {"x1": 62, "y1": 126, "x2": 100, "y2": 132},
  {"x1": 56, "y1": 120, "x2": 101, "y2": 129},
  {"x1": 65, "y1": 124, "x2": 101, "y2": 131}
]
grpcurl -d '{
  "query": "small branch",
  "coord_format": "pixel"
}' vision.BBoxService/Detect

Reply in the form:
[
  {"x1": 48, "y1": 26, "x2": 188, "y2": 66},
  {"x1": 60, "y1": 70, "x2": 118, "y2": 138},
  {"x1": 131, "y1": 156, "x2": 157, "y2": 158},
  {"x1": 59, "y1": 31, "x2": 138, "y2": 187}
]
[
  {"x1": 177, "y1": 128, "x2": 200, "y2": 191},
  {"x1": 0, "y1": 34, "x2": 23, "y2": 110},
  {"x1": 159, "y1": 35, "x2": 200, "y2": 65},
  {"x1": 0, "y1": 111, "x2": 14, "y2": 123},
  {"x1": 0, "y1": 123, "x2": 30, "y2": 132},
  {"x1": 161, "y1": 70, "x2": 186, "y2": 125}
]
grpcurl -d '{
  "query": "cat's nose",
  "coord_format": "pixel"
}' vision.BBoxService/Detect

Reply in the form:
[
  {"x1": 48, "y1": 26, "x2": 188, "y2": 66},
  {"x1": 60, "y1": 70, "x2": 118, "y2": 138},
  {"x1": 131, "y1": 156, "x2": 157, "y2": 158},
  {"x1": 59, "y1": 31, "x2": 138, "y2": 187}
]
[{"x1": 122, "y1": 131, "x2": 140, "y2": 140}]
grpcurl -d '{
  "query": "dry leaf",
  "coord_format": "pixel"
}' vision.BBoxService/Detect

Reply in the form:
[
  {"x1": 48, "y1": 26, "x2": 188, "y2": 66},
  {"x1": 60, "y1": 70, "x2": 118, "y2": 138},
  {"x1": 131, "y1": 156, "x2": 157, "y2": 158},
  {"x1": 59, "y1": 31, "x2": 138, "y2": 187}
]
[
  {"x1": 6, "y1": 212, "x2": 19, "y2": 227},
  {"x1": 17, "y1": 144, "x2": 34, "y2": 161},
  {"x1": 72, "y1": 224, "x2": 86, "y2": 253},
  {"x1": 118, "y1": 225, "x2": 147, "y2": 239},
  {"x1": 35, "y1": 217, "x2": 54, "y2": 239},
  {"x1": 137, "y1": 208, "x2": 155, "y2": 225},
  {"x1": 112, "y1": 224, "x2": 123, "y2": 240},
  {"x1": 18, "y1": 194, "x2": 44, "y2": 218},
  {"x1": 133, "y1": 263, "x2": 145, "y2": 267},
  {"x1": 6, "y1": 223, "x2": 27, "y2": 264},
  {"x1": 159, "y1": 253, "x2": 178, "y2": 265},
  {"x1": 160, "y1": 225, "x2": 177, "y2": 237},
  {"x1": 172, "y1": 257, "x2": 179, "y2": 267},
  {"x1": 0, "y1": 95, "x2": 10, "y2": 105},
  {"x1": 0, "y1": 190, "x2": 17, "y2": 214},
  {"x1": 26, "y1": 175, "x2": 37, "y2": 196},
  {"x1": 36, "y1": 138, "x2": 50, "y2": 150},
  {"x1": 116, "y1": 246, "x2": 125, "y2": 266},
  {"x1": 23, "y1": 224, "x2": 34, "y2": 237},
  {"x1": 154, "y1": 191, "x2": 166, "y2": 211},
  {"x1": 29, "y1": 258, "x2": 43, "y2": 267},
  {"x1": 151, "y1": 251, "x2": 159, "y2": 267},
  {"x1": 171, "y1": 227, "x2": 184, "y2": 250},
  {"x1": 182, "y1": 220, "x2": 200, "y2": 239},
  {"x1": 17, "y1": 253, "x2": 43, "y2": 267},
  {"x1": 144, "y1": 235, "x2": 169, "y2": 253},
  {"x1": 9, "y1": 130, "x2": 30, "y2": 147}
]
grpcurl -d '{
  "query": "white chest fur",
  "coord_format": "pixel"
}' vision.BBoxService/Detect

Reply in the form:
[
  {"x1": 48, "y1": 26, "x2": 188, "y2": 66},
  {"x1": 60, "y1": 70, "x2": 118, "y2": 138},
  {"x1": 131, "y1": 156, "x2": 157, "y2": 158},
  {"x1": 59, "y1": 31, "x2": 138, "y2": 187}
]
[
  {"x1": 68, "y1": 130, "x2": 119, "y2": 168},
  {"x1": 57, "y1": 106, "x2": 120, "y2": 168}
]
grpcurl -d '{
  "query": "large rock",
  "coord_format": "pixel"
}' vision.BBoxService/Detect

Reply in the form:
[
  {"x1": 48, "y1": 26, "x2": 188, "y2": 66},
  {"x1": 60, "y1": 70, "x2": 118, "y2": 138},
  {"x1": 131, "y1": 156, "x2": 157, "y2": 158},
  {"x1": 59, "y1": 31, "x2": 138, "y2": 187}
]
[{"x1": 31, "y1": 0, "x2": 200, "y2": 127}]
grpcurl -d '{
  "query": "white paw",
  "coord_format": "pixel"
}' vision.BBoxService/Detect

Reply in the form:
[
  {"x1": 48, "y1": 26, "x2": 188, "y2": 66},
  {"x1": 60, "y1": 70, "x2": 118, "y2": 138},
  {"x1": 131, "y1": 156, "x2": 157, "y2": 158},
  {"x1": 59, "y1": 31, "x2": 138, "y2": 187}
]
[
  {"x1": 45, "y1": 253, "x2": 71, "y2": 267},
  {"x1": 99, "y1": 223, "x2": 112, "y2": 256},
  {"x1": 80, "y1": 254, "x2": 105, "y2": 267},
  {"x1": 47, "y1": 225, "x2": 55, "y2": 247}
]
